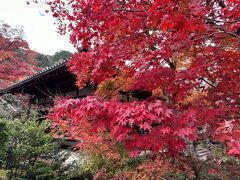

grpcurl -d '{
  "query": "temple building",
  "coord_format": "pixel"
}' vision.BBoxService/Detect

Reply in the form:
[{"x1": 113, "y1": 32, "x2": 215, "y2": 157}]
[{"x1": 0, "y1": 60, "x2": 93, "y2": 109}]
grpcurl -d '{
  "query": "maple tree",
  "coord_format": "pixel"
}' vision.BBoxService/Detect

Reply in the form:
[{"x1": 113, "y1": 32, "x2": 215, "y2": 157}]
[
  {"x1": 29, "y1": 0, "x2": 240, "y2": 178},
  {"x1": 0, "y1": 22, "x2": 39, "y2": 89}
]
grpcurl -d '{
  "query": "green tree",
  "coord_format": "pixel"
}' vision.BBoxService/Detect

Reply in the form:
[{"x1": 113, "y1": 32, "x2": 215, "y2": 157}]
[
  {"x1": 35, "y1": 53, "x2": 51, "y2": 68},
  {"x1": 0, "y1": 112, "x2": 78, "y2": 180},
  {"x1": 0, "y1": 120, "x2": 8, "y2": 168},
  {"x1": 35, "y1": 50, "x2": 72, "y2": 68},
  {"x1": 52, "y1": 50, "x2": 72, "y2": 63}
]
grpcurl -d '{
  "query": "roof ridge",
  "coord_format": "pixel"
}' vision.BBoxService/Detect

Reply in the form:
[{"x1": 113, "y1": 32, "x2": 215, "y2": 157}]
[
  {"x1": 13, "y1": 59, "x2": 69, "y2": 86},
  {"x1": 0, "y1": 58, "x2": 70, "y2": 94}
]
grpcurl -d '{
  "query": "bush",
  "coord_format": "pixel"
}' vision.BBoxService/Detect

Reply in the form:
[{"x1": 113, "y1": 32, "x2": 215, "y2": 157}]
[
  {"x1": 0, "y1": 112, "x2": 79, "y2": 180},
  {"x1": 0, "y1": 120, "x2": 8, "y2": 168},
  {"x1": 0, "y1": 169, "x2": 8, "y2": 180}
]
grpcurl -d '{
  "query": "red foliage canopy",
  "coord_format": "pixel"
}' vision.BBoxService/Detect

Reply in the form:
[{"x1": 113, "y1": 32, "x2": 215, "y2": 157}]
[
  {"x1": 0, "y1": 22, "x2": 39, "y2": 89},
  {"x1": 46, "y1": 0, "x2": 239, "y2": 160}
]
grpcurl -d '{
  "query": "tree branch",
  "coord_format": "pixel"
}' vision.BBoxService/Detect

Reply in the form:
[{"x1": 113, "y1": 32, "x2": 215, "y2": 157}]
[{"x1": 199, "y1": 77, "x2": 216, "y2": 88}]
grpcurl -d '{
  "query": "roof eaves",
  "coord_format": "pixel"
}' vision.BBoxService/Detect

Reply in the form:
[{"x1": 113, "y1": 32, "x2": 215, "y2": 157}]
[{"x1": 0, "y1": 59, "x2": 69, "y2": 94}]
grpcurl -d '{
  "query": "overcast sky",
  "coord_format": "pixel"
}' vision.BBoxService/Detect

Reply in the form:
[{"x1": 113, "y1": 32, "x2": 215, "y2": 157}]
[{"x1": 0, "y1": 1, "x2": 76, "y2": 55}]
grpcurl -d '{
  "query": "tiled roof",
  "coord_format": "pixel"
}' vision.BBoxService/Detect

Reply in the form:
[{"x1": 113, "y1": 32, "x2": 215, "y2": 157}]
[{"x1": 0, "y1": 59, "x2": 69, "y2": 94}]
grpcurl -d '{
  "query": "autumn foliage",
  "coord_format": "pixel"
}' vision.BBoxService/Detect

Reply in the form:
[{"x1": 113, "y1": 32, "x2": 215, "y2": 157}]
[
  {"x1": 0, "y1": 22, "x2": 39, "y2": 89},
  {"x1": 39, "y1": 0, "x2": 240, "y2": 178}
]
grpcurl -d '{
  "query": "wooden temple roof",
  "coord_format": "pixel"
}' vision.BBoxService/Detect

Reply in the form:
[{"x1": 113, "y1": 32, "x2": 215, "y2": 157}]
[{"x1": 0, "y1": 59, "x2": 86, "y2": 98}]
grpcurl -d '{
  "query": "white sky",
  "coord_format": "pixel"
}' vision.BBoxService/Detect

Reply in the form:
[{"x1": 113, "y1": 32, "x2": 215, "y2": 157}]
[{"x1": 0, "y1": 0, "x2": 76, "y2": 55}]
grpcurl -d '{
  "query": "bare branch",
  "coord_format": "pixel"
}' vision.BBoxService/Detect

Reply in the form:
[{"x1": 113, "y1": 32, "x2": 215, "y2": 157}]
[{"x1": 199, "y1": 77, "x2": 216, "y2": 88}]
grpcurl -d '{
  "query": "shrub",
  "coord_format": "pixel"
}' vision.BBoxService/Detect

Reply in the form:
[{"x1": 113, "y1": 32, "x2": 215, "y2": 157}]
[
  {"x1": 0, "y1": 112, "x2": 79, "y2": 180},
  {"x1": 0, "y1": 120, "x2": 8, "y2": 168}
]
